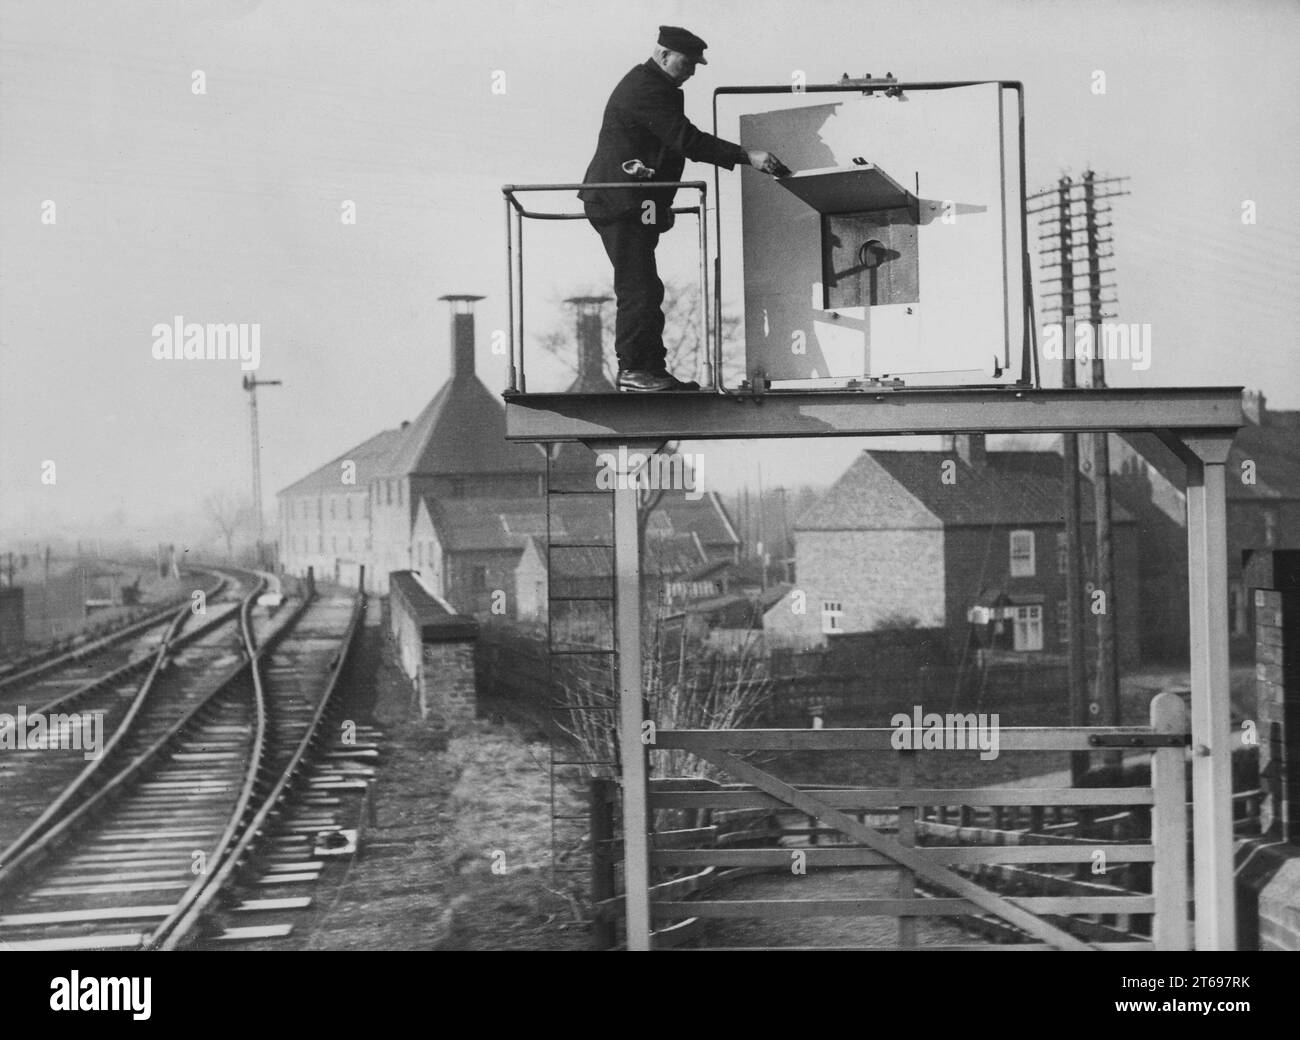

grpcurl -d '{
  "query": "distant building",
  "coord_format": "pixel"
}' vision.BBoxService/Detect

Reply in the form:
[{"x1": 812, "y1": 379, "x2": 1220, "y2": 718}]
[
  {"x1": 1108, "y1": 390, "x2": 1300, "y2": 658},
  {"x1": 277, "y1": 427, "x2": 405, "y2": 589},
  {"x1": 0, "y1": 587, "x2": 24, "y2": 655},
  {"x1": 765, "y1": 434, "x2": 1141, "y2": 665},
  {"x1": 277, "y1": 295, "x2": 739, "y2": 608}
]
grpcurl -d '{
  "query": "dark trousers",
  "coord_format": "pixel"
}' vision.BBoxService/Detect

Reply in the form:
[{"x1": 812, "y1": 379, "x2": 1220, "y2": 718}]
[{"x1": 590, "y1": 216, "x2": 665, "y2": 372}]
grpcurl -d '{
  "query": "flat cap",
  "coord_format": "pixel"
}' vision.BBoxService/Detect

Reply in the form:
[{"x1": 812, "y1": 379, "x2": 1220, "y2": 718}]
[{"x1": 658, "y1": 25, "x2": 708, "y2": 64}]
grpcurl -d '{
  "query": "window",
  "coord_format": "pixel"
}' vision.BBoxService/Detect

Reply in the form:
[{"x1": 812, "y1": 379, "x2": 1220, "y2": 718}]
[
  {"x1": 1056, "y1": 600, "x2": 1070, "y2": 644},
  {"x1": 346, "y1": 498, "x2": 352, "y2": 520},
  {"x1": 386, "y1": 481, "x2": 393, "y2": 505},
  {"x1": 1056, "y1": 531, "x2": 1068, "y2": 575},
  {"x1": 329, "y1": 498, "x2": 336, "y2": 519},
  {"x1": 398, "y1": 481, "x2": 405, "y2": 506},
  {"x1": 1228, "y1": 582, "x2": 1250, "y2": 636},
  {"x1": 1264, "y1": 508, "x2": 1278, "y2": 548},
  {"x1": 469, "y1": 565, "x2": 488, "y2": 592},
  {"x1": 1013, "y1": 605, "x2": 1043, "y2": 651},
  {"x1": 821, "y1": 601, "x2": 844, "y2": 634},
  {"x1": 1010, "y1": 530, "x2": 1035, "y2": 577}
]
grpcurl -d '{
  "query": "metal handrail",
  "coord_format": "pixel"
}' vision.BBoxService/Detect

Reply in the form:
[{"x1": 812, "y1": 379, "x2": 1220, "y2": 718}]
[{"x1": 501, "y1": 181, "x2": 712, "y2": 395}]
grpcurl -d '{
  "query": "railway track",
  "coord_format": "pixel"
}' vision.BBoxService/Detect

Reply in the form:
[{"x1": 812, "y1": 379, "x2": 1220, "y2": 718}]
[
  {"x1": 0, "y1": 569, "x2": 226, "y2": 697},
  {"x1": 0, "y1": 570, "x2": 254, "y2": 863},
  {"x1": 0, "y1": 578, "x2": 366, "y2": 952}
]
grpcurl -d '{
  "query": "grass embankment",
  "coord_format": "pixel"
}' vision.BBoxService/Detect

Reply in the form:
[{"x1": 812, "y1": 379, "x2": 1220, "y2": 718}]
[{"x1": 287, "y1": 608, "x2": 589, "y2": 951}]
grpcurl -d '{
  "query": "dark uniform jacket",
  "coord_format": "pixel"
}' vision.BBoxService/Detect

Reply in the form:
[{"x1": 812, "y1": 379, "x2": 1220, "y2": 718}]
[{"x1": 580, "y1": 59, "x2": 748, "y2": 230}]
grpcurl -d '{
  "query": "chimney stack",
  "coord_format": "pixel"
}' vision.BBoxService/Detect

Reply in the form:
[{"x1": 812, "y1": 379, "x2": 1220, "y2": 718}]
[
  {"x1": 1242, "y1": 389, "x2": 1267, "y2": 426},
  {"x1": 565, "y1": 296, "x2": 613, "y2": 392},
  {"x1": 439, "y1": 294, "x2": 485, "y2": 380},
  {"x1": 953, "y1": 433, "x2": 987, "y2": 470}
]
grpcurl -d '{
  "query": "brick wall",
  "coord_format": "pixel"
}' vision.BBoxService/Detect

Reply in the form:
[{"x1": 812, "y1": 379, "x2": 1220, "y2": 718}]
[
  {"x1": 1236, "y1": 549, "x2": 1300, "y2": 950},
  {"x1": 388, "y1": 570, "x2": 479, "y2": 730},
  {"x1": 943, "y1": 521, "x2": 1141, "y2": 668},
  {"x1": 421, "y1": 639, "x2": 477, "y2": 725},
  {"x1": 765, "y1": 528, "x2": 945, "y2": 647}
]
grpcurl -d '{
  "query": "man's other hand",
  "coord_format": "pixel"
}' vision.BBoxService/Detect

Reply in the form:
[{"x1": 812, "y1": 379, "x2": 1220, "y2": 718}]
[{"x1": 747, "y1": 150, "x2": 792, "y2": 177}]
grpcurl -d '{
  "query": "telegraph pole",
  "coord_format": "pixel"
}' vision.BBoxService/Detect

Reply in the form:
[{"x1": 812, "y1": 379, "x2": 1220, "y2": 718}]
[
  {"x1": 1031, "y1": 176, "x2": 1090, "y2": 784},
  {"x1": 1030, "y1": 169, "x2": 1129, "y2": 778},
  {"x1": 242, "y1": 374, "x2": 283, "y2": 567},
  {"x1": 1081, "y1": 170, "x2": 1130, "y2": 763}
]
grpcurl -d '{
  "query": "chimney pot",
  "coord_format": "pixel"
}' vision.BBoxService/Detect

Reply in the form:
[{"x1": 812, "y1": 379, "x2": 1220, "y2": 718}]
[
  {"x1": 1242, "y1": 389, "x2": 1267, "y2": 426},
  {"x1": 954, "y1": 433, "x2": 987, "y2": 469},
  {"x1": 565, "y1": 295, "x2": 613, "y2": 392},
  {"x1": 439, "y1": 294, "x2": 485, "y2": 380}
]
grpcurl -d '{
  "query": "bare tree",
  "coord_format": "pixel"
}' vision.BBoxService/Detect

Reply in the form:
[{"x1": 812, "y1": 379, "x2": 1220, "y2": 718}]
[
  {"x1": 535, "y1": 278, "x2": 744, "y2": 387},
  {"x1": 549, "y1": 607, "x2": 771, "y2": 782},
  {"x1": 203, "y1": 490, "x2": 251, "y2": 561}
]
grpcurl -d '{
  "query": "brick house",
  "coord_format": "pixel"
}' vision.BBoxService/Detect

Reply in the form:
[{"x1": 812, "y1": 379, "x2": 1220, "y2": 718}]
[
  {"x1": 765, "y1": 434, "x2": 1141, "y2": 665},
  {"x1": 1108, "y1": 391, "x2": 1300, "y2": 660}
]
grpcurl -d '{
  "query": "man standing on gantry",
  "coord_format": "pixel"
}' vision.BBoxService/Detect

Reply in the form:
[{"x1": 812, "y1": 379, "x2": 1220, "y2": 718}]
[{"x1": 580, "y1": 25, "x2": 790, "y2": 392}]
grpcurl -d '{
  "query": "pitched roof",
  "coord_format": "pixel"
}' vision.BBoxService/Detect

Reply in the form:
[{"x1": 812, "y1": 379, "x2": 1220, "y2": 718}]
[
  {"x1": 1119, "y1": 413, "x2": 1300, "y2": 503},
  {"x1": 645, "y1": 531, "x2": 708, "y2": 575},
  {"x1": 798, "y1": 449, "x2": 1134, "y2": 530},
  {"x1": 277, "y1": 427, "x2": 405, "y2": 497},
  {"x1": 424, "y1": 496, "x2": 608, "y2": 553},
  {"x1": 647, "y1": 492, "x2": 740, "y2": 548},
  {"x1": 379, "y1": 373, "x2": 546, "y2": 478}
]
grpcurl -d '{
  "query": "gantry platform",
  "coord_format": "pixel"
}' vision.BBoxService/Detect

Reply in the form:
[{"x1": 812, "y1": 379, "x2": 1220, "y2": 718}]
[
  {"x1": 504, "y1": 385, "x2": 1243, "y2": 443},
  {"x1": 504, "y1": 382, "x2": 1245, "y2": 949}
]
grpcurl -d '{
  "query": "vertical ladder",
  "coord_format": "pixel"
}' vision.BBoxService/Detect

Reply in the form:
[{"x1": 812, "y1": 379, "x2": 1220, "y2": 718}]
[{"x1": 544, "y1": 448, "x2": 619, "y2": 884}]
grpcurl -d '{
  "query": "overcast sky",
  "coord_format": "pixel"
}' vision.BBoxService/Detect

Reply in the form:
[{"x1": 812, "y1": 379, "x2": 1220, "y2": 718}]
[{"x1": 2, "y1": 0, "x2": 1298, "y2": 542}]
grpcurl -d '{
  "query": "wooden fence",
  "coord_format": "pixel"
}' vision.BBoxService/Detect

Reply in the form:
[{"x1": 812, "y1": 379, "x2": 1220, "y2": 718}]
[{"x1": 591, "y1": 692, "x2": 1194, "y2": 950}]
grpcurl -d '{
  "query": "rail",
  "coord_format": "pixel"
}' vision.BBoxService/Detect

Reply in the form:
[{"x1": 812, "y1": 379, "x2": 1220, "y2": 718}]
[
  {"x1": 0, "y1": 572, "x2": 280, "y2": 892},
  {"x1": 500, "y1": 181, "x2": 711, "y2": 394},
  {"x1": 0, "y1": 570, "x2": 241, "y2": 871},
  {"x1": 152, "y1": 589, "x2": 366, "y2": 949},
  {"x1": 0, "y1": 569, "x2": 225, "y2": 692}
]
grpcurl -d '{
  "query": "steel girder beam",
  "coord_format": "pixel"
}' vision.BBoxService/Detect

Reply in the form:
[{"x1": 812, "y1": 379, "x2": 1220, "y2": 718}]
[{"x1": 504, "y1": 387, "x2": 1243, "y2": 443}]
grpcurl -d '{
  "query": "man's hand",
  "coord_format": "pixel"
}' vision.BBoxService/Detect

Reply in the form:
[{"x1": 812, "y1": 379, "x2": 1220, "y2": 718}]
[{"x1": 747, "y1": 149, "x2": 792, "y2": 177}]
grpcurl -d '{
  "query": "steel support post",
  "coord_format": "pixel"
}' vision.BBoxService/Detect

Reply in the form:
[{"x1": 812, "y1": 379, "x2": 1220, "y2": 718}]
[
  {"x1": 1164, "y1": 430, "x2": 1236, "y2": 949},
  {"x1": 610, "y1": 445, "x2": 651, "y2": 950}
]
